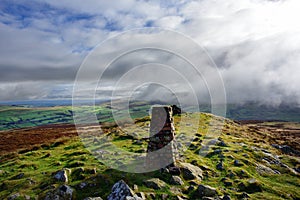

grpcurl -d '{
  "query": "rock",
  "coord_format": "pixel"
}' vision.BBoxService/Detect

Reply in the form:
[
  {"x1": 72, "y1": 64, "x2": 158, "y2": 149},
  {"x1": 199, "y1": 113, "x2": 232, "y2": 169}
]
[
  {"x1": 238, "y1": 178, "x2": 262, "y2": 193},
  {"x1": 133, "y1": 184, "x2": 139, "y2": 192},
  {"x1": 54, "y1": 161, "x2": 62, "y2": 166},
  {"x1": 108, "y1": 180, "x2": 141, "y2": 200},
  {"x1": 79, "y1": 182, "x2": 87, "y2": 189},
  {"x1": 179, "y1": 162, "x2": 203, "y2": 180},
  {"x1": 144, "y1": 178, "x2": 167, "y2": 190},
  {"x1": 89, "y1": 168, "x2": 97, "y2": 174},
  {"x1": 217, "y1": 140, "x2": 227, "y2": 147},
  {"x1": 196, "y1": 184, "x2": 217, "y2": 197},
  {"x1": 134, "y1": 140, "x2": 143, "y2": 145},
  {"x1": 145, "y1": 193, "x2": 156, "y2": 199},
  {"x1": 224, "y1": 181, "x2": 233, "y2": 187},
  {"x1": 280, "y1": 163, "x2": 299, "y2": 175},
  {"x1": 57, "y1": 185, "x2": 73, "y2": 199},
  {"x1": 187, "y1": 185, "x2": 195, "y2": 193},
  {"x1": 44, "y1": 185, "x2": 74, "y2": 200},
  {"x1": 213, "y1": 149, "x2": 222, "y2": 155},
  {"x1": 72, "y1": 167, "x2": 85, "y2": 180},
  {"x1": 84, "y1": 198, "x2": 103, "y2": 200},
  {"x1": 238, "y1": 192, "x2": 250, "y2": 199},
  {"x1": 125, "y1": 196, "x2": 143, "y2": 200},
  {"x1": 93, "y1": 138, "x2": 100, "y2": 143},
  {"x1": 54, "y1": 169, "x2": 69, "y2": 183},
  {"x1": 89, "y1": 183, "x2": 97, "y2": 187},
  {"x1": 216, "y1": 162, "x2": 224, "y2": 171},
  {"x1": 243, "y1": 153, "x2": 249, "y2": 158},
  {"x1": 189, "y1": 143, "x2": 197, "y2": 150},
  {"x1": 189, "y1": 180, "x2": 198, "y2": 186},
  {"x1": 24, "y1": 195, "x2": 31, "y2": 200},
  {"x1": 199, "y1": 165, "x2": 211, "y2": 171},
  {"x1": 272, "y1": 144, "x2": 300, "y2": 156},
  {"x1": 160, "y1": 168, "x2": 170, "y2": 174},
  {"x1": 227, "y1": 171, "x2": 235, "y2": 178},
  {"x1": 26, "y1": 178, "x2": 36, "y2": 185},
  {"x1": 77, "y1": 167, "x2": 85, "y2": 173},
  {"x1": 207, "y1": 139, "x2": 219, "y2": 146},
  {"x1": 13, "y1": 173, "x2": 24, "y2": 179},
  {"x1": 222, "y1": 195, "x2": 231, "y2": 200},
  {"x1": 0, "y1": 170, "x2": 6, "y2": 176},
  {"x1": 169, "y1": 186, "x2": 183, "y2": 196},
  {"x1": 256, "y1": 164, "x2": 280, "y2": 175},
  {"x1": 219, "y1": 154, "x2": 225, "y2": 161},
  {"x1": 161, "y1": 193, "x2": 169, "y2": 200},
  {"x1": 238, "y1": 170, "x2": 249, "y2": 178},
  {"x1": 170, "y1": 176, "x2": 184, "y2": 185},
  {"x1": 39, "y1": 182, "x2": 54, "y2": 191},
  {"x1": 136, "y1": 192, "x2": 146, "y2": 200},
  {"x1": 169, "y1": 166, "x2": 181, "y2": 175},
  {"x1": 201, "y1": 197, "x2": 216, "y2": 200},
  {"x1": 71, "y1": 167, "x2": 83, "y2": 175},
  {"x1": 8, "y1": 193, "x2": 20, "y2": 200},
  {"x1": 175, "y1": 196, "x2": 185, "y2": 200},
  {"x1": 234, "y1": 160, "x2": 243, "y2": 166}
]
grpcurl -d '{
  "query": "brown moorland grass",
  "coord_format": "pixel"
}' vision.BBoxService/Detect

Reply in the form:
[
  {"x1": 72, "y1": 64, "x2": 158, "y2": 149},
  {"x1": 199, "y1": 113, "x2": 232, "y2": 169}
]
[
  {"x1": 0, "y1": 120, "x2": 299, "y2": 156},
  {"x1": 0, "y1": 124, "x2": 77, "y2": 154},
  {"x1": 240, "y1": 121, "x2": 300, "y2": 153}
]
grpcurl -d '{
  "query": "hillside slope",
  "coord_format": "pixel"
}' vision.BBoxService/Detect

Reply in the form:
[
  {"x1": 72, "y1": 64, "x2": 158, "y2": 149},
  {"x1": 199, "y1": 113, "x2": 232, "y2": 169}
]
[{"x1": 0, "y1": 112, "x2": 299, "y2": 199}]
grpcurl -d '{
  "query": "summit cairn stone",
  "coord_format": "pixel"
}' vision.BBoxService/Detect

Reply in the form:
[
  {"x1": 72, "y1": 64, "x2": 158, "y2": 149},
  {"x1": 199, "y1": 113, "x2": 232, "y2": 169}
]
[{"x1": 145, "y1": 106, "x2": 178, "y2": 170}]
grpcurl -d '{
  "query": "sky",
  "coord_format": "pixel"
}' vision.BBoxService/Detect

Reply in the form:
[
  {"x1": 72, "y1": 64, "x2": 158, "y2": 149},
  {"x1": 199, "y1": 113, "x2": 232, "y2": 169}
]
[{"x1": 0, "y1": 0, "x2": 300, "y2": 106}]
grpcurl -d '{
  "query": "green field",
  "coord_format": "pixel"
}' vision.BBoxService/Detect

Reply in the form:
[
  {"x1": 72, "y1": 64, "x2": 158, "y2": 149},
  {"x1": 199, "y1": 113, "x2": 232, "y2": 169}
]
[
  {"x1": 1, "y1": 102, "x2": 299, "y2": 131},
  {"x1": 0, "y1": 102, "x2": 151, "y2": 131}
]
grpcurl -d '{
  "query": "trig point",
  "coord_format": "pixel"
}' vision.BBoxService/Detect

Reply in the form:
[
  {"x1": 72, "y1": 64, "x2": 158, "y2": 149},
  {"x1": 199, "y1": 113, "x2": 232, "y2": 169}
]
[{"x1": 146, "y1": 105, "x2": 177, "y2": 169}]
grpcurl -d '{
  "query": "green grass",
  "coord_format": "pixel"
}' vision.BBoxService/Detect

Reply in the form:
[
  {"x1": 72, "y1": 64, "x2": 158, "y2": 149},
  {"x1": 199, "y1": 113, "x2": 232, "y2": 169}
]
[{"x1": 0, "y1": 108, "x2": 299, "y2": 199}]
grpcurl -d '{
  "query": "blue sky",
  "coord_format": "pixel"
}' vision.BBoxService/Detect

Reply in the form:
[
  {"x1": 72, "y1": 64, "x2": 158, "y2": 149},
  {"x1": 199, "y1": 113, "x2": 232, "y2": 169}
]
[{"x1": 0, "y1": 0, "x2": 300, "y2": 105}]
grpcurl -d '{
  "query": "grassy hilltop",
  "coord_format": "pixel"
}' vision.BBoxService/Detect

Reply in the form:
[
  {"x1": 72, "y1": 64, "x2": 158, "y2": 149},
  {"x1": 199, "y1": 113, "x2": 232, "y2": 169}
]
[{"x1": 0, "y1": 106, "x2": 299, "y2": 199}]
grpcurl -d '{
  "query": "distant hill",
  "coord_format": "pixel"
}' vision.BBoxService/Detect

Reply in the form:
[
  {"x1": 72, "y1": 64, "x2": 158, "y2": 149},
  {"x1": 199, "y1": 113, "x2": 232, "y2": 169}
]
[{"x1": 0, "y1": 101, "x2": 299, "y2": 131}]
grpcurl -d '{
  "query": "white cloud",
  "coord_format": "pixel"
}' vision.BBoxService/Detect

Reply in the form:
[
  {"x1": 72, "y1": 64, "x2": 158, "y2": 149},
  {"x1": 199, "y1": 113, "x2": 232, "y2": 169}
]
[
  {"x1": 153, "y1": 16, "x2": 184, "y2": 29},
  {"x1": 0, "y1": 82, "x2": 57, "y2": 100},
  {"x1": 0, "y1": 0, "x2": 300, "y2": 106}
]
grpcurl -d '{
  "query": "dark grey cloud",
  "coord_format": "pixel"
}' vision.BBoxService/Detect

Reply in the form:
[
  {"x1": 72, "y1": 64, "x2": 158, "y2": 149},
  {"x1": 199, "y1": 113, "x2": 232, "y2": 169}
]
[
  {"x1": 0, "y1": 0, "x2": 299, "y2": 107},
  {"x1": 0, "y1": 65, "x2": 77, "y2": 82},
  {"x1": 0, "y1": 82, "x2": 72, "y2": 101}
]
